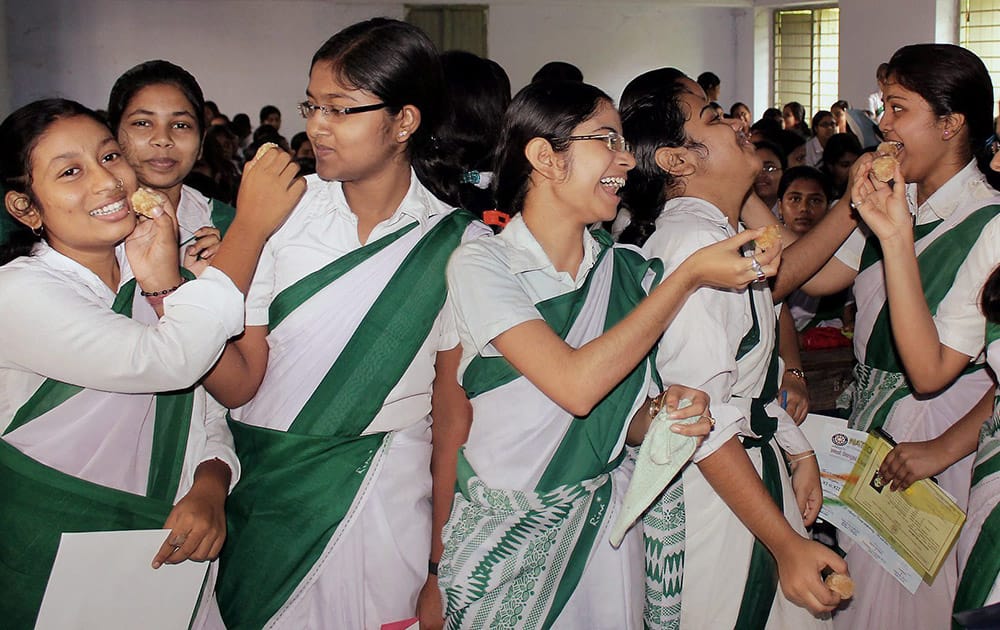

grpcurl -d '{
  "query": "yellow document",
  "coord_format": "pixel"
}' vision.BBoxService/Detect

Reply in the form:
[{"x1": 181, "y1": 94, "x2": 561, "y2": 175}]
[{"x1": 839, "y1": 433, "x2": 966, "y2": 583}]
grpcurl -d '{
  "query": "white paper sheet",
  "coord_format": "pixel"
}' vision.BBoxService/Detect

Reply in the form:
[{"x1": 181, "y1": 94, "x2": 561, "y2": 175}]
[
  {"x1": 35, "y1": 529, "x2": 209, "y2": 630},
  {"x1": 800, "y1": 413, "x2": 923, "y2": 594}
]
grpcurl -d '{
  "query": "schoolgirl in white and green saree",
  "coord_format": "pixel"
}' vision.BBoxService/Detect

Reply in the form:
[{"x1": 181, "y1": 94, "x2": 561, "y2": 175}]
[
  {"x1": 202, "y1": 19, "x2": 489, "y2": 630},
  {"x1": 440, "y1": 80, "x2": 780, "y2": 629},
  {"x1": 847, "y1": 46, "x2": 1000, "y2": 623},
  {"x1": 0, "y1": 99, "x2": 303, "y2": 629},
  {"x1": 620, "y1": 71, "x2": 846, "y2": 630},
  {"x1": 767, "y1": 44, "x2": 1000, "y2": 630},
  {"x1": 108, "y1": 60, "x2": 237, "y2": 269}
]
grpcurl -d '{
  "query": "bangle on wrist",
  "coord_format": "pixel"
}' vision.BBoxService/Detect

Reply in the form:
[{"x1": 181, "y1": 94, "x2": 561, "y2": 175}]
[
  {"x1": 428, "y1": 560, "x2": 439, "y2": 576},
  {"x1": 788, "y1": 451, "x2": 816, "y2": 464},
  {"x1": 785, "y1": 368, "x2": 806, "y2": 383}
]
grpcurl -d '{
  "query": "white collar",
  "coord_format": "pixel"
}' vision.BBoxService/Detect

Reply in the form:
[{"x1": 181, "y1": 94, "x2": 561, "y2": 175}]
[
  {"x1": 31, "y1": 241, "x2": 132, "y2": 304},
  {"x1": 909, "y1": 159, "x2": 988, "y2": 223},
  {"x1": 323, "y1": 167, "x2": 446, "y2": 231},
  {"x1": 500, "y1": 214, "x2": 601, "y2": 282}
]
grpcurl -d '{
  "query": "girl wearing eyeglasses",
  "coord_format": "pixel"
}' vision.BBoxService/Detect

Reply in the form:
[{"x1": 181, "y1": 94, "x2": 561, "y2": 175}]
[
  {"x1": 201, "y1": 18, "x2": 493, "y2": 630},
  {"x1": 621, "y1": 70, "x2": 847, "y2": 629},
  {"x1": 438, "y1": 79, "x2": 778, "y2": 628},
  {"x1": 108, "y1": 60, "x2": 236, "y2": 274},
  {"x1": 836, "y1": 44, "x2": 1000, "y2": 629},
  {"x1": 0, "y1": 98, "x2": 302, "y2": 629}
]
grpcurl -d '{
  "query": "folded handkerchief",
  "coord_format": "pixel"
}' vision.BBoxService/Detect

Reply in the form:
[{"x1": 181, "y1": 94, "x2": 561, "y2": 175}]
[{"x1": 609, "y1": 400, "x2": 699, "y2": 547}]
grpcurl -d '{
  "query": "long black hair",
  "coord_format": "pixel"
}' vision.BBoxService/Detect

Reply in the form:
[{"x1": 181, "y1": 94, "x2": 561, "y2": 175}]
[
  {"x1": 493, "y1": 80, "x2": 612, "y2": 216},
  {"x1": 439, "y1": 50, "x2": 511, "y2": 217},
  {"x1": 618, "y1": 72, "x2": 701, "y2": 246},
  {"x1": 1, "y1": 99, "x2": 109, "y2": 265},
  {"x1": 107, "y1": 59, "x2": 207, "y2": 136},
  {"x1": 311, "y1": 18, "x2": 461, "y2": 206},
  {"x1": 884, "y1": 44, "x2": 996, "y2": 183}
]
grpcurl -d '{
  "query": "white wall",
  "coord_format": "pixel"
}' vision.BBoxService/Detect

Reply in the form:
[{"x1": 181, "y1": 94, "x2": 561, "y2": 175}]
[
  {"x1": 5, "y1": 0, "x2": 745, "y2": 134},
  {"x1": 6, "y1": 0, "x2": 402, "y2": 135},
  {"x1": 836, "y1": 0, "x2": 952, "y2": 109},
  {"x1": 488, "y1": 3, "x2": 745, "y2": 105},
  {"x1": 5, "y1": 0, "x2": 947, "y2": 133}
]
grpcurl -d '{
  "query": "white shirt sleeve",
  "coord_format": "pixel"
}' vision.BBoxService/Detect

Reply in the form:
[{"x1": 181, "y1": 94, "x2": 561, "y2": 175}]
[
  {"x1": 645, "y1": 223, "x2": 748, "y2": 462},
  {"x1": 0, "y1": 266, "x2": 243, "y2": 393},
  {"x1": 446, "y1": 240, "x2": 543, "y2": 356},
  {"x1": 768, "y1": 402, "x2": 814, "y2": 455},
  {"x1": 200, "y1": 392, "x2": 241, "y2": 490},
  {"x1": 245, "y1": 238, "x2": 277, "y2": 327},
  {"x1": 833, "y1": 226, "x2": 868, "y2": 271},
  {"x1": 655, "y1": 284, "x2": 746, "y2": 462},
  {"x1": 934, "y1": 216, "x2": 1000, "y2": 358}
]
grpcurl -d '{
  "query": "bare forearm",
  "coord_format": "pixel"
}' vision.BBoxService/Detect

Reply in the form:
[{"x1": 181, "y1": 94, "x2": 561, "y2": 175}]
[
  {"x1": 880, "y1": 238, "x2": 969, "y2": 392},
  {"x1": 191, "y1": 458, "x2": 232, "y2": 501},
  {"x1": 939, "y1": 388, "x2": 993, "y2": 463},
  {"x1": 429, "y1": 349, "x2": 473, "y2": 563},
  {"x1": 773, "y1": 198, "x2": 857, "y2": 300},
  {"x1": 208, "y1": 220, "x2": 270, "y2": 295},
  {"x1": 698, "y1": 438, "x2": 799, "y2": 554},
  {"x1": 778, "y1": 307, "x2": 803, "y2": 371},
  {"x1": 202, "y1": 332, "x2": 268, "y2": 407},
  {"x1": 500, "y1": 265, "x2": 697, "y2": 416}
]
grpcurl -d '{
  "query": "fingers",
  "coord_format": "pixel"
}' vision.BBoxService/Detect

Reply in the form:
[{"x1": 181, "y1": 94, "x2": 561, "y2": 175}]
[
  {"x1": 823, "y1": 548, "x2": 849, "y2": 575},
  {"x1": 670, "y1": 416, "x2": 713, "y2": 437},
  {"x1": 727, "y1": 227, "x2": 767, "y2": 250},
  {"x1": 803, "y1": 490, "x2": 822, "y2": 527},
  {"x1": 664, "y1": 385, "x2": 709, "y2": 418},
  {"x1": 186, "y1": 241, "x2": 221, "y2": 262},
  {"x1": 152, "y1": 530, "x2": 190, "y2": 569}
]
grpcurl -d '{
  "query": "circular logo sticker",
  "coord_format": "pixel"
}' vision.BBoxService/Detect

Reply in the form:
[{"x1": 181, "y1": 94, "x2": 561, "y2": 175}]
[{"x1": 832, "y1": 433, "x2": 848, "y2": 446}]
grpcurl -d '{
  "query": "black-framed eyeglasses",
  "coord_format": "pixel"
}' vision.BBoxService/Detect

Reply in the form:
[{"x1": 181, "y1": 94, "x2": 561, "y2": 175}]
[
  {"x1": 556, "y1": 131, "x2": 630, "y2": 153},
  {"x1": 297, "y1": 101, "x2": 389, "y2": 120}
]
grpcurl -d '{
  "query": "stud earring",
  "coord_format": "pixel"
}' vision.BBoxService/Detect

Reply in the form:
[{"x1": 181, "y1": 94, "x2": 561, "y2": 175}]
[
  {"x1": 398, "y1": 130, "x2": 407, "y2": 138},
  {"x1": 115, "y1": 178, "x2": 125, "y2": 190}
]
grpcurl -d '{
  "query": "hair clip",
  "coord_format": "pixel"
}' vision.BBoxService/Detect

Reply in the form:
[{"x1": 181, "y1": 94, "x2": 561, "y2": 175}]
[
  {"x1": 460, "y1": 170, "x2": 494, "y2": 190},
  {"x1": 482, "y1": 209, "x2": 510, "y2": 228}
]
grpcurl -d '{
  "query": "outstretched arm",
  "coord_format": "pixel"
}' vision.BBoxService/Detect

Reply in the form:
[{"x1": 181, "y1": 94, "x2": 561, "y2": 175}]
[{"x1": 488, "y1": 229, "x2": 779, "y2": 416}]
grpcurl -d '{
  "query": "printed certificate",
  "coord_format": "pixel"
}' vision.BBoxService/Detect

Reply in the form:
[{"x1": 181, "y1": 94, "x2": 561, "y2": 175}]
[
  {"x1": 840, "y1": 432, "x2": 966, "y2": 583},
  {"x1": 801, "y1": 414, "x2": 923, "y2": 593}
]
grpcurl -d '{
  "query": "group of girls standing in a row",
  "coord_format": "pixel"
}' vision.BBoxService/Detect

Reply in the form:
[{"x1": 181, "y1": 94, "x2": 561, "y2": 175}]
[{"x1": 1, "y1": 15, "x2": 998, "y2": 630}]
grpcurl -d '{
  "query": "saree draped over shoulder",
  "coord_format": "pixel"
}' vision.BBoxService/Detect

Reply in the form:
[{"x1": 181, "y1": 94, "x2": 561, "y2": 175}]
[
  {"x1": 440, "y1": 234, "x2": 661, "y2": 629},
  {"x1": 0, "y1": 279, "x2": 209, "y2": 629},
  {"x1": 217, "y1": 208, "x2": 475, "y2": 629},
  {"x1": 833, "y1": 167, "x2": 1000, "y2": 630}
]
